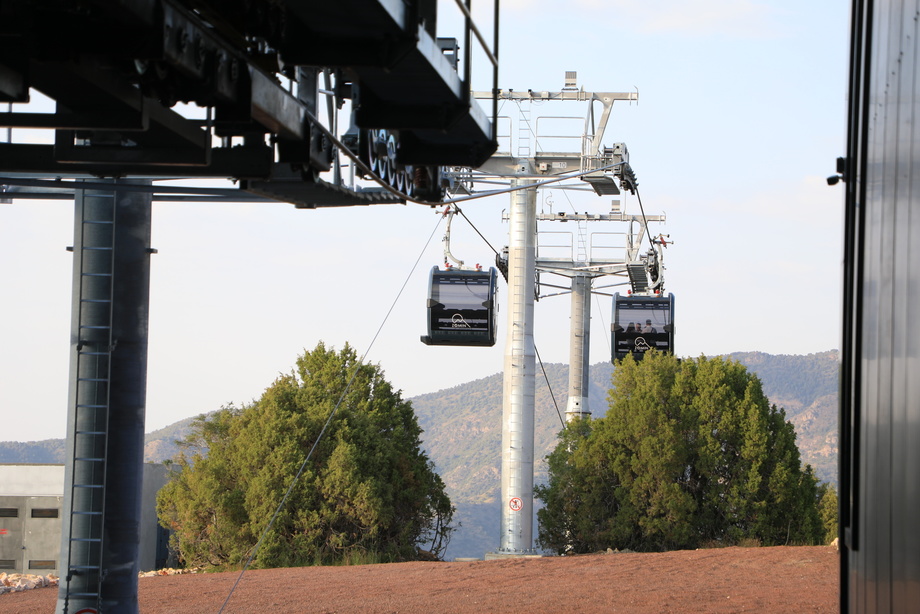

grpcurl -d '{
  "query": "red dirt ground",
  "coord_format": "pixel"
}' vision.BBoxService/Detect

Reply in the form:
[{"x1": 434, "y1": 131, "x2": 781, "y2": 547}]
[{"x1": 0, "y1": 545, "x2": 839, "y2": 613}]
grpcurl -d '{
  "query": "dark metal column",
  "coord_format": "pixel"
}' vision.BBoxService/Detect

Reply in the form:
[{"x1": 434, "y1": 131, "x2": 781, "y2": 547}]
[{"x1": 57, "y1": 179, "x2": 152, "y2": 614}]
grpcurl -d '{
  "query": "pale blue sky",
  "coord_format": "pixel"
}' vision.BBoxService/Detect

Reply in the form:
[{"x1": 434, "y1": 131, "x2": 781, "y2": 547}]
[{"x1": 0, "y1": 1, "x2": 848, "y2": 441}]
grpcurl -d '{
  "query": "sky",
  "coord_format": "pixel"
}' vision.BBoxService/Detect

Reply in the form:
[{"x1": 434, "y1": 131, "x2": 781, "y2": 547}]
[{"x1": 0, "y1": 0, "x2": 849, "y2": 442}]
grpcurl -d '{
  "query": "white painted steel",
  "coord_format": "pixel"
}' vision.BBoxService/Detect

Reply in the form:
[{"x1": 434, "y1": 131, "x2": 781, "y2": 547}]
[
  {"x1": 499, "y1": 175, "x2": 537, "y2": 554},
  {"x1": 565, "y1": 273, "x2": 591, "y2": 421}
]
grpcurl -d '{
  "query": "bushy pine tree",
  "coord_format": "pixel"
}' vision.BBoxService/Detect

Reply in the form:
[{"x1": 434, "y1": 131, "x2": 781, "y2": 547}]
[
  {"x1": 536, "y1": 352, "x2": 824, "y2": 554},
  {"x1": 157, "y1": 342, "x2": 454, "y2": 569},
  {"x1": 817, "y1": 483, "x2": 839, "y2": 544}
]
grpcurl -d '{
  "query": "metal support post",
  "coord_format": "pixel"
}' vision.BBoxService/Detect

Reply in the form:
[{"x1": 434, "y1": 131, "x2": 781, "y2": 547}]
[
  {"x1": 57, "y1": 179, "x2": 152, "y2": 614},
  {"x1": 565, "y1": 273, "x2": 591, "y2": 421},
  {"x1": 498, "y1": 174, "x2": 537, "y2": 554}
]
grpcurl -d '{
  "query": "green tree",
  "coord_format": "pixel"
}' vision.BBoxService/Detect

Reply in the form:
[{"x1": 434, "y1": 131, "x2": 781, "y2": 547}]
[
  {"x1": 536, "y1": 352, "x2": 824, "y2": 554},
  {"x1": 157, "y1": 342, "x2": 454, "y2": 569},
  {"x1": 817, "y1": 483, "x2": 839, "y2": 544}
]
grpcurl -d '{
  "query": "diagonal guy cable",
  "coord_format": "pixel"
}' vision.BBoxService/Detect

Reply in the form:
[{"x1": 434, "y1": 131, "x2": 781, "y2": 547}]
[
  {"x1": 455, "y1": 205, "x2": 500, "y2": 256},
  {"x1": 534, "y1": 343, "x2": 566, "y2": 429}
]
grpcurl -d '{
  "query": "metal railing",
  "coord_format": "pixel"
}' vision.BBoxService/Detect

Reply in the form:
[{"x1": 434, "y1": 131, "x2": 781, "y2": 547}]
[
  {"x1": 450, "y1": 0, "x2": 500, "y2": 139},
  {"x1": 533, "y1": 116, "x2": 582, "y2": 153},
  {"x1": 537, "y1": 229, "x2": 629, "y2": 263}
]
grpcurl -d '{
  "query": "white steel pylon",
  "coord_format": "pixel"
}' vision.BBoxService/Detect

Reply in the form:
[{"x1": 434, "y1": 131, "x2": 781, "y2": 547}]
[
  {"x1": 498, "y1": 175, "x2": 537, "y2": 554},
  {"x1": 564, "y1": 273, "x2": 592, "y2": 421},
  {"x1": 473, "y1": 74, "x2": 641, "y2": 556}
]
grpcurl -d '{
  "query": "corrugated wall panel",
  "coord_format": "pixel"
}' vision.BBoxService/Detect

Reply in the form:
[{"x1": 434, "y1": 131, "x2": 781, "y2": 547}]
[
  {"x1": 866, "y1": 0, "x2": 893, "y2": 607},
  {"x1": 845, "y1": 0, "x2": 920, "y2": 611},
  {"x1": 891, "y1": 2, "x2": 918, "y2": 611},
  {"x1": 904, "y1": 5, "x2": 920, "y2": 599},
  {"x1": 861, "y1": 0, "x2": 891, "y2": 608}
]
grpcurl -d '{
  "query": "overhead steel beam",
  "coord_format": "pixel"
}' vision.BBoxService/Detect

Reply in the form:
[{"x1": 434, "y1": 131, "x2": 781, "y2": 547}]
[{"x1": 0, "y1": 143, "x2": 273, "y2": 178}]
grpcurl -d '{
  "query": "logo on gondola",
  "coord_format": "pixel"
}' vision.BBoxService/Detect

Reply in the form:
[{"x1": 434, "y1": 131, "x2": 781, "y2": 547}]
[
  {"x1": 634, "y1": 337, "x2": 651, "y2": 352},
  {"x1": 451, "y1": 313, "x2": 471, "y2": 328}
]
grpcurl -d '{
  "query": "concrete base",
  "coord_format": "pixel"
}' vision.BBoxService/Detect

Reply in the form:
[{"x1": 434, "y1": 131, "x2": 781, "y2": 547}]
[{"x1": 484, "y1": 551, "x2": 543, "y2": 560}]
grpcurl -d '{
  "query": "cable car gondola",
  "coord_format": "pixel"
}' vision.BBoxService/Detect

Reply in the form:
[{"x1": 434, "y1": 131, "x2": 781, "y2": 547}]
[
  {"x1": 611, "y1": 292, "x2": 674, "y2": 361},
  {"x1": 421, "y1": 266, "x2": 498, "y2": 346}
]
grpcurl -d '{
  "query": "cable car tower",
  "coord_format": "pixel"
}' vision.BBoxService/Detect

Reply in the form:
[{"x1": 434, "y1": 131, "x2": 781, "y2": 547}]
[
  {"x1": 465, "y1": 73, "x2": 670, "y2": 556},
  {"x1": 532, "y1": 195, "x2": 669, "y2": 415}
]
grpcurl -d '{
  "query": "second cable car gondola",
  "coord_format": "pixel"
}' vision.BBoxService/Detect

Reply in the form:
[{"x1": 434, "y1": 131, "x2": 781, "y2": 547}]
[
  {"x1": 611, "y1": 292, "x2": 674, "y2": 361},
  {"x1": 421, "y1": 266, "x2": 498, "y2": 346}
]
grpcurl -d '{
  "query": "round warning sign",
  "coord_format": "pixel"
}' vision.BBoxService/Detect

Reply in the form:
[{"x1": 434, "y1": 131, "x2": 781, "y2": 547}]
[
  {"x1": 509, "y1": 497, "x2": 523, "y2": 511},
  {"x1": 73, "y1": 609, "x2": 98, "y2": 614}
]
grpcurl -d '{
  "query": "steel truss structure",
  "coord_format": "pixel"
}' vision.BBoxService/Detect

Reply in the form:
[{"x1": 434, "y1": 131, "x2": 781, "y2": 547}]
[
  {"x1": 1, "y1": 0, "x2": 499, "y2": 206},
  {"x1": 1, "y1": 2, "x2": 499, "y2": 611}
]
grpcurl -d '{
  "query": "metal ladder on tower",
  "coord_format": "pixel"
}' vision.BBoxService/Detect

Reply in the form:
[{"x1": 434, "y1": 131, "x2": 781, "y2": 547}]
[
  {"x1": 63, "y1": 189, "x2": 117, "y2": 612},
  {"x1": 517, "y1": 102, "x2": 533, "y2": 158},
  {"x1": 574, "y1": 217, "x2": 589, "y2": 265}
]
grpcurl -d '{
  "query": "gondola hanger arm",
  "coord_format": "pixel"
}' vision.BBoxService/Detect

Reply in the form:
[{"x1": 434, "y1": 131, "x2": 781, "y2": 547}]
[{"x1": 441, "y1": 205, "x2": 465, "y2": 269}]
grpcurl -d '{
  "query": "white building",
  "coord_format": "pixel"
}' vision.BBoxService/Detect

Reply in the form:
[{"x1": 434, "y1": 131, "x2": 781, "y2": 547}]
[{"x1": 0, "y1": 463, "x2": 169, "y2": 575}]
